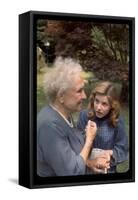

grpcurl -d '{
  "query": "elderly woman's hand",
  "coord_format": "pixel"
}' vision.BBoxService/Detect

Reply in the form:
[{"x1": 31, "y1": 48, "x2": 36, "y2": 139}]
[
  {"x1": 85, "y1": 120, "x2": 97, "y2": 146},
  {"x1": 100, "y1": 150, "x2": 113, "y2": 162}
]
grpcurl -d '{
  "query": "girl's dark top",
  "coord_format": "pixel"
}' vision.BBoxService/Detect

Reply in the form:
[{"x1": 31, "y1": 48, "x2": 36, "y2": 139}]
[{"x1": 77, "y1": 109, "x2": 129, "y2": 173}]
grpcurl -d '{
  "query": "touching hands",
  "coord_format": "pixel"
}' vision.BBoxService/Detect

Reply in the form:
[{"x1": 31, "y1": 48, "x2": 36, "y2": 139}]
[
  {"x1": 100, "y1": 150, "x2": 113, "y2": 162},
  {"x1": 87, "y1": 149, "x2": 113, "y2": 173},
  {"x1": 87, "y1": 156, "x2": 110, "y2": 174},
  {"x1": 84, "y1": 121, "x2": 113, "y2": 173}
]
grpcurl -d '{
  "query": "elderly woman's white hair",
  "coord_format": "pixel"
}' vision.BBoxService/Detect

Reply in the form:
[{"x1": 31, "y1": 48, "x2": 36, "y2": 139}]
[{"x1": 44, "y1": 57, "x2": 83, "y2": 102}]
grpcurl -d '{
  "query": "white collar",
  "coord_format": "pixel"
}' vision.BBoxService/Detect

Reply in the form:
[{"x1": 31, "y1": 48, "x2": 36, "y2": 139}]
[{"x1": 50, "y1": 104, "x2": 74, "y2": 128}]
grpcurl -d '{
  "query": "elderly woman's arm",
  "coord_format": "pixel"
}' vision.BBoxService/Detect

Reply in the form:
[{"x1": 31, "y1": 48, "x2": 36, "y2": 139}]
[{"x1": 80, "y1": 120, "x2": 97, "y2": 163}]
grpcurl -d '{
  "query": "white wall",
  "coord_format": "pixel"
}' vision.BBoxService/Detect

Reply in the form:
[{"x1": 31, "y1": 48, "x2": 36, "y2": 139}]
[{"x1": 0, "y1": 0, "x2": 137, "y2": 199}]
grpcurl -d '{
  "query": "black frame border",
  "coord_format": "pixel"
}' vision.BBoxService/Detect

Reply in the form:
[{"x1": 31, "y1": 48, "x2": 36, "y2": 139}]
[{"x1": 19, "y1": 11, "x2": 135, "y2": 189}]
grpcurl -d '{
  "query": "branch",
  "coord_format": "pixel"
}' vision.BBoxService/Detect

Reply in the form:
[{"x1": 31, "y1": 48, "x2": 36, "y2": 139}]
[{"x1": 103, "y1": 25, "x2": 117, "y2": 60}]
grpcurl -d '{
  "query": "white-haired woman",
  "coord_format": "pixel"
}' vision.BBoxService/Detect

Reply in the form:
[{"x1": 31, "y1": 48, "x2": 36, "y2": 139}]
[{"x1": 37, "y1": 57, "x2": 110, "y2": 177}]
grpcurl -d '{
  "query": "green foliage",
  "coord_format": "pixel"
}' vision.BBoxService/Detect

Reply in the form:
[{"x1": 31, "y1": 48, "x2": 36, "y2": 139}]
[
  {"x1": 37, "y1": 47, "x2": 47, "y2": 72},
  {"x1": 37, "y1": 19, "x2": 46, "y2": 27},
  {"x1": 117, "y1": 160, "x2": 129, "y2": 173},
  {"x1": 91, "y1": 26, "x2": 108, "y2": 50},
  {"x1": 37, "y1": 86, "x2": 47, "y2": 112},
  {"x1": 37, "y1": 19, "x2": 47, "y2": 41},
  {"x1": 91, "y1": 24, "x2": 129, "y2": 64}
]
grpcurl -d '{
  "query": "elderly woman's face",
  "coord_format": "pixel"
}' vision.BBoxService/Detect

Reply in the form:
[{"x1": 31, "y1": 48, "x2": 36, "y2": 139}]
[{"x1": 62, "y1": 75, "x2": 86, "y2": 113}]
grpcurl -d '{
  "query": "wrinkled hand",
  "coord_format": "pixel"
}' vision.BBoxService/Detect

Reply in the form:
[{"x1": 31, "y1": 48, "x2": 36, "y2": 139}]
[
  {"x1": 100, "y1": 150, "x2": 113, "y2": 162},
  {"x1": 87, "y1": 157, "x2": 110, "y2": 174},
  {"x1": 85, "y1": 120, "x2": 97, "y2": 145}
]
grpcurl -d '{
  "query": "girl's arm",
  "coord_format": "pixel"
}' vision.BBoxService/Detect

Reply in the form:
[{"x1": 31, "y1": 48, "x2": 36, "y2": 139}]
[{"x1": 110, "y1": 116, "x2": 129, "y2": 166}]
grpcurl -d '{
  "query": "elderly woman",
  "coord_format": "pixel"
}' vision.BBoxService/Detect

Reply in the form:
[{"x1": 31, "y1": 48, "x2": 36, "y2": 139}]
[{"x1": 37, "y1": 57, "x2": 109, "y2": 177}]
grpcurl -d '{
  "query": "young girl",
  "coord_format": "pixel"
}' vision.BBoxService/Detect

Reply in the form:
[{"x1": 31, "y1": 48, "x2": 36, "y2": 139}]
[{"x1": 77, "y1": 81, "x2": 128, "y2": 173}]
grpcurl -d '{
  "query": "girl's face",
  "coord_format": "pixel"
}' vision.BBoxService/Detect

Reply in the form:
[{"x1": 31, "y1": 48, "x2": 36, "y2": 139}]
[{"x1": 94, "y1": 94, "x2": 111, "y2": 118}]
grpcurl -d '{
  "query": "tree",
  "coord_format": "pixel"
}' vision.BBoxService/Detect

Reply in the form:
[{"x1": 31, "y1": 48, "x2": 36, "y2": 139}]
[
  {"x1": 89, "y1": 23, "x2": 129, "y2": 103},
  {"x1": 37, "y1": 20, "x2": 130, "y2": 103}
]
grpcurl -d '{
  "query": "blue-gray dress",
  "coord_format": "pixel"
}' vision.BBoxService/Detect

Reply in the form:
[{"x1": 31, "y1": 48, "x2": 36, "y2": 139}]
[
  {"x1": 77, "y1": 109, "x2": 129, "y2": 173},
  {"x1": 37, "y1": 105, "x2": 87, "y2": 177}
]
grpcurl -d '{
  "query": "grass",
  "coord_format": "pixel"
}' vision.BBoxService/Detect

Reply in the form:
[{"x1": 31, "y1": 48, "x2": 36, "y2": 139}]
[
  {"x1": 37, "y1": 73, "x2": 129, "y2": 173},
  {"x1": 37, "y1": 68, "x2": 48, "y2": 112}
]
